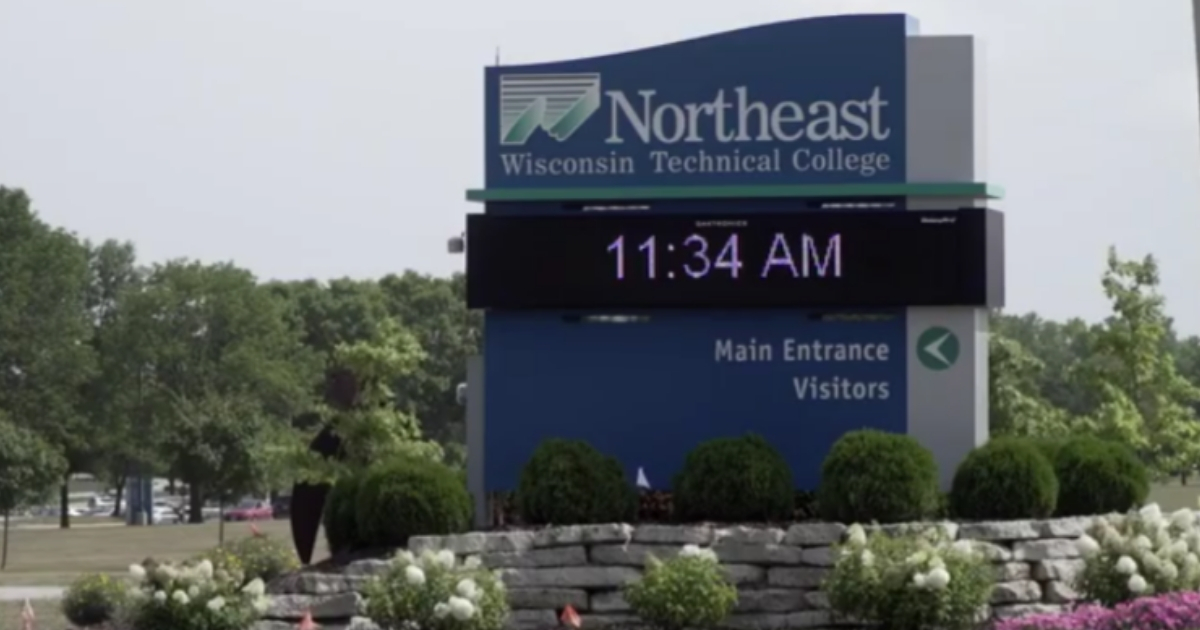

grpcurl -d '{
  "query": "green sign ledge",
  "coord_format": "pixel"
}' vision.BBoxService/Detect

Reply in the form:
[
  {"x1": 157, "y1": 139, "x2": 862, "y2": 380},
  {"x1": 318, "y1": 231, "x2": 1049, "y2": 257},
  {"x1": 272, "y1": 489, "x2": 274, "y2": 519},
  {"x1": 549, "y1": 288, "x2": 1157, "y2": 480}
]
[{"x1": 464, "y1": 182, "x2": 1003, "y2": 203}]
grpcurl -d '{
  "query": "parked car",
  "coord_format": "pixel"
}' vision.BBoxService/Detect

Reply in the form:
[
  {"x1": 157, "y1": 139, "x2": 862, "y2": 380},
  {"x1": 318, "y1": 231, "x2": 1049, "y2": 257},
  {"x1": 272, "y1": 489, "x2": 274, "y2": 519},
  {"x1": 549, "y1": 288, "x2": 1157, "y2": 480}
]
[
  {"x1": 151, "y1": 505, "x2": 182, "y2": 525},
  {"x1": 223, "y1": 499, "x2": 273, "y2": 521}
]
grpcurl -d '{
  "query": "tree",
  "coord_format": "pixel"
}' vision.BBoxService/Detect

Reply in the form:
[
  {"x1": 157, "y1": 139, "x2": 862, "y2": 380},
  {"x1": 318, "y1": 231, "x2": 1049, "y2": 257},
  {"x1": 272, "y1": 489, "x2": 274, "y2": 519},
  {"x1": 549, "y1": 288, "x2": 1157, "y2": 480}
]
[
  {"x1": 80, "y1": 239, "x2": 146, "y2": 517},
  {"x1": 988, "y1": 333, "x2": 1073, "y2": 437},
  {"x1": 0, "y1": 415, "x2": 67, "y2": 568},
  {"x1": 167, "y1": 389, "x2": 274, "y2": 541},
  {"x1": 379, "y1": 272, "x2": 481, "y2": 443},
  {"x1": 0, "y1": 188, "x2": 97, "y2": 528},
  {"x1": 124, "y1": 260, "x2": 319, "y2": 521},
  {"x1": 1075, "y1": 248, "x2": 1200, "y2": 475},
  {"x1": 289, "y1": 318, "x2": 444, "y2": 483}
]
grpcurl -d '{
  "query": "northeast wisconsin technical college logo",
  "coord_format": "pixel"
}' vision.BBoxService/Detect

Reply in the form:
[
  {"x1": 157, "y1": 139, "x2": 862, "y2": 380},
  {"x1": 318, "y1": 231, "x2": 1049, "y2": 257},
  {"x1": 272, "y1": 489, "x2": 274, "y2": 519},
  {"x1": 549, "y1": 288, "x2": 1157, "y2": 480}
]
[{"x1": 499, "y1": 73, "x2": 601, "y2": 146}]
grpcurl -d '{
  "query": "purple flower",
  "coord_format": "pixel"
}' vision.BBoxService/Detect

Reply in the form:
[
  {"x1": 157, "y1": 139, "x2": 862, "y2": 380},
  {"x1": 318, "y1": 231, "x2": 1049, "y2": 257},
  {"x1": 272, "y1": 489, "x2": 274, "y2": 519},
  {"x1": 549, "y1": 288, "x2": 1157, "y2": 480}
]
[{"x1": 993, "y1": 592, "x2": 1200, "y2": 630}]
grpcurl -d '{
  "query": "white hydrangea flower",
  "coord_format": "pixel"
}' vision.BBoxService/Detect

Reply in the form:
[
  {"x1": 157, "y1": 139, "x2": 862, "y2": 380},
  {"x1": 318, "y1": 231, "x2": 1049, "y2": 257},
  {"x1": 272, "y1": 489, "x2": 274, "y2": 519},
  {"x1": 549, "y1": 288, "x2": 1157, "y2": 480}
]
[
  {"x1": 242, "y1": 578, "x2": 266, "y2": 597},
  {"x1": 436, "y1": 549, "x2": 456, "y2": 569},
  {"x1": 1128, "y1": 573, "x2": 1148, "y2": 594},
  {"x1": 1075, "y1": 535, "x2": 1101, "y2": 557},
  {"x1": 1141, "y1": 503, "x2": 1164, "y2": 522},
  {"x1": 448, "y1": 595, "x2": 476, "y2": 620},
  {"x1": 951, "y1": 540, "x2": 975, "y2": 556},
  {"x1": 1115, "y1": 555, "x2": 1138, "y2": 575},
  {"x1": 405, "y1": 565, "x2": 427, "y2": 586},
  {"x1": 911, "y1": 572, "x2": 928, "y2": 588},
  {"x1": 463, "y1": 555, "x2": 482, "y2": 569},
  {"x1": 394, "y1": 550, "x2": 415, "y2": 565},
  {"x1": 1172, "y1": 509, "x2": 1195, "y2": 529},
  {"x1": 153, "y1": 590, "x2": 167, "y2": 602},
  {"x1": 171, "y1": 590, "x2": 190, "y2": 605},
  {"x1": 925, "y1": 567, "x2": 951, "y2": 590},
  {"x1": 196, "y1": 559, "x2": 214, "y2": 579},
  {"x1": 846, "y1": 524, "x2": 867, "y2": 547},
  {"x1": 254, "y1": 596, "x2": 270, "y2": 614},
  {"x1": 433, "y1": 602, "x2": 450, "y2": 619},
  {"x1": 1161, "y1": 560, "x2": 1180, "y2": 581},
  {"x1": 456, "y1": 578, "x2": 479, "y2": 601},
  {"x1": 129, "y1": 564, "x2": 147, "y2": 580},
  {"x1": 679, "y1": 544, "x2": 701, "y2": 557},
  {"x1": 206, "y1": 596, "x2": 226, "y2": 612},
  {"x1": 187, "y1": 585, "x2": 200, "y2": 598},
  {"x1": 860, "y1": 549, "x2": 875, "y2": 567}
]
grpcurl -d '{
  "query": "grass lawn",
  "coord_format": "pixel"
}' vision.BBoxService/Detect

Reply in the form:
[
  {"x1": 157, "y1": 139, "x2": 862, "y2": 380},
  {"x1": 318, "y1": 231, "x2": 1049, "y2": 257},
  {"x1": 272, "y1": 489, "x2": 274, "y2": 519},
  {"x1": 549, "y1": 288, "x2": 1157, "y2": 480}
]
[
  {"x1": 0, "y1": 519, "x2": 320, "y2": 587},
  {"x1": 0, "y1": 598, "x2": 67, "y2": 630},
  {"x1": 1149, "y1": 480, "x2": 1200, "y2": 512}
]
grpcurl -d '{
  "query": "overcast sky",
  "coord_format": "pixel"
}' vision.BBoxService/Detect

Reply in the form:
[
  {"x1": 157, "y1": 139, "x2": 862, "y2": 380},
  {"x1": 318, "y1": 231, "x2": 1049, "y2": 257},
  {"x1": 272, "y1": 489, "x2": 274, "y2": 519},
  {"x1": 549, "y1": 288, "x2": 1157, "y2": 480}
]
[{"x1": 2, "y1": 0, "x2": 1198, "y2": 332}]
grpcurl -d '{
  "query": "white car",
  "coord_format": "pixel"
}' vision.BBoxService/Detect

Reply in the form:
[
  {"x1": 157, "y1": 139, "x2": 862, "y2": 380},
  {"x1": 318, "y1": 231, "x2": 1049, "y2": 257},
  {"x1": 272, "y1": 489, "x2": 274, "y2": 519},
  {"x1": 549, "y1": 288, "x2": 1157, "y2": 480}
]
[{"x1": 150, "y1": 506, "x2": 182, "y2": 525}]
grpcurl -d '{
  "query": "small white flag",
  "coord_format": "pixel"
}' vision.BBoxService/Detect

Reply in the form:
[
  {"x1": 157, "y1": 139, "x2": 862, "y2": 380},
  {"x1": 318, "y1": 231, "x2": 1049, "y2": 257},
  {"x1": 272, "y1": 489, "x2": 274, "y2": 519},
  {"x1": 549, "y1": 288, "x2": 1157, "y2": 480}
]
[{"x1": 636, "y1": 467, "x2": 651, "y2": 490}]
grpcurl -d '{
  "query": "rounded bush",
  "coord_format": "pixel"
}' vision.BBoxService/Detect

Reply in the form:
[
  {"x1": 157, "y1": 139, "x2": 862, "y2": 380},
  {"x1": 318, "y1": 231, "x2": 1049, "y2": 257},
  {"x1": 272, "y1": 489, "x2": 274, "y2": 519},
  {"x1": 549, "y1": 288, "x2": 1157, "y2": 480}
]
[
  {"x1": 222, "y1": 534, "x2": 300, "y2": 583},
  {"x1": 323, "y1": 472, "x2": 365, "y2": 554},
  {"x1": 61, "y1": 573, "x2": 127, "y2": 627},
  {"x1": 949, "y1": 438, "x2": 1058, "y2": 520},
  {"x1": 517, "y1": 439, "x2": 637, "y2": 525},
  {"x1": 1054, "y1": 437, "x2": 1149, "y2": 516},
  {"x1": 817, "y1": 429, "x2": 940, "y2": 523},
  {"x1": 673, "y1": 434, "x2": 794, "y2": 522},
  {"x1": 1027, "y1": 437, "x2": 1069, "y2": 465},
  {"x1": 354, "y1": 457, "x2": 473, "y2": 548}
]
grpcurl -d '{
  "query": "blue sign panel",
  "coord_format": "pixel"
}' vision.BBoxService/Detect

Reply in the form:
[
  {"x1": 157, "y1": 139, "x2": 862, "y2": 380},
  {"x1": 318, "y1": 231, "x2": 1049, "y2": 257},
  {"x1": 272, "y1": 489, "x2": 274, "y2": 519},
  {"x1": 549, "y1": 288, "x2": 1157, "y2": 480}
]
[
  {"x1": 483, "y1": 310, "x2": 907, "y2": 491},
  {"x1": 484, "y1": 14, "x2": 910, "y2": 190}
]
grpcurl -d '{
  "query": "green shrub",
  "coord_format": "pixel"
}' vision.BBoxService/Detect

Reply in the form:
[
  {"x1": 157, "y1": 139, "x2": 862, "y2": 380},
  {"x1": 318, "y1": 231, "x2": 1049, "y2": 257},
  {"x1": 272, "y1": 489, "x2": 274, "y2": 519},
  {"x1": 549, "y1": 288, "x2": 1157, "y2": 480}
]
[
  {"x1": 61, "y1": 573, "x2": 127, "y2": 627},
  {"x1": 124, "y1": 558, "x2": 268, "y2": 630},
  {"x1": 207, "y1": 534, "x2": 300, "y2": 584},
  {"x1": 324, "y1": 471, "x2": 366, "y2": 554},
  {"x1": 355, "y1": 456, "x2": 473, "y2": 548},
  {"x1": 1074, "y1": 503, "x2": 1200, "y2": 606},
  {"x1": 673, "y1": 434, "x2": 793, "y2": 522},
  {"x1": 364, "y1": 548, "x2": 509, "y2": 630},
  {"x1": 1053, "y1": 437, "x2": 1149, "y2": 516},
  {"x1": 816, "y1": 430, "x2": 940, "y2": 523},
  {"x1": 516, "y1": 439, "x2": 637, "y2": 525},
  {"x1": 1028, "y1": 437, "x2": 1069, "y2": 464},
  {"x1": 826, "y1": 524, "x2": 994, "y2": 630},
  {"x1": 625, "y1": 545, "x2": 737, "y2": 630},
  {"x1": 194, "y1": 546, "x2": 247, "y2": 585},
  {"x1": 949, "y1": 438, "x2": 1058, "y2": 520}
]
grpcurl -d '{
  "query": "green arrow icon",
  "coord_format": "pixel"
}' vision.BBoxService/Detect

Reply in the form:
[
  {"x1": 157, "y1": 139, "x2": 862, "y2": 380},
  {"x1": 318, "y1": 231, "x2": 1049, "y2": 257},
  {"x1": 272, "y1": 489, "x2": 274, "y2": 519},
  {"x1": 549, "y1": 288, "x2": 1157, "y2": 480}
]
[{"x1": 916, "y1": 326, "x2": 960, "y2": 371}]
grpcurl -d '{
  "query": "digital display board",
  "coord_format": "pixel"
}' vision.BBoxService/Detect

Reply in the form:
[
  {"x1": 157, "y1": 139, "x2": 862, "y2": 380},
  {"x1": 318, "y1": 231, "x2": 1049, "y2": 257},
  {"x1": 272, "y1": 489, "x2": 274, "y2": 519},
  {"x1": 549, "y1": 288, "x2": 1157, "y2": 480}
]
[{"x1": 466, "y1": 209, "x2": 1003, "y2": 310}]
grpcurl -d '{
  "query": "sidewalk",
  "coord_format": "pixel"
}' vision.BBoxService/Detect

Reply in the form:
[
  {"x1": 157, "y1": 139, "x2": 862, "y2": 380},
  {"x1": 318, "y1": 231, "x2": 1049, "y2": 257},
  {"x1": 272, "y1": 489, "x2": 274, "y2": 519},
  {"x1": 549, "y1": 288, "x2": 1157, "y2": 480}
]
[{"x1": 0, "y1": 587, "x2": 64, "y2": 601}]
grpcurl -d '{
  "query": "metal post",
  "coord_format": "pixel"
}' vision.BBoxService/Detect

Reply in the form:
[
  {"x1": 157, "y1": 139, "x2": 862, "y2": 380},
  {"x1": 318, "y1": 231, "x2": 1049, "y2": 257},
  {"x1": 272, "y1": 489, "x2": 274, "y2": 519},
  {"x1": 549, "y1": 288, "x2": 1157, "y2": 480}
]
[{"x1": 1193, "y1": 0, "x2": 1200, "y2": 151}]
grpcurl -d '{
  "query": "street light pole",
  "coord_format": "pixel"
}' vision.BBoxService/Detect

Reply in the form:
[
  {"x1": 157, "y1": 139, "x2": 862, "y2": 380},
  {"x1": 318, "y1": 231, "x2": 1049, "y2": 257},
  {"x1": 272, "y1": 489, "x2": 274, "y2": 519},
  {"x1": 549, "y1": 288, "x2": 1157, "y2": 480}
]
[{"x1": 1193, "y1": 0, "x2": 1200, "y2": 148}]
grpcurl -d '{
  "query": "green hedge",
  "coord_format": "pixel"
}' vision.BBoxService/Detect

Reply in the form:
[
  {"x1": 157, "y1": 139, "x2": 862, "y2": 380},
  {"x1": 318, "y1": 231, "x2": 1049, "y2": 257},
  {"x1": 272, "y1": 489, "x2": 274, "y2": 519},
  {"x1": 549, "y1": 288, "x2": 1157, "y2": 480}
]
[
  {"x1": 816, "y1": 429, "x2": 940, "y2": 523},
  {"x1": 1052, "y1": 436, "x2": 1149, "y2": 516},
  {"x1": 673, "y1": 434, "x2": 794, "y2": 522},
  {"x1": 517, "y1": 438, "x2": 637, "y2": 525},
  {"x1": 354, "y1": 456, "x2": 473, "y2": 548},
  {"x1": 949, "y1": 438, "x2": 1058, "y2": 520}
]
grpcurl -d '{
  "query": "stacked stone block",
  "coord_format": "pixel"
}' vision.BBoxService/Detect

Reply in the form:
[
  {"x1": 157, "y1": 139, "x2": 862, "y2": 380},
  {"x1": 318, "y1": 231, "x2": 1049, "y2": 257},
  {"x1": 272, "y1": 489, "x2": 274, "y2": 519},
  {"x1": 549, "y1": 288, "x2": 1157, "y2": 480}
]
[{"x1": 256, "y1": 517, "x2": 1093, "y2": 630}]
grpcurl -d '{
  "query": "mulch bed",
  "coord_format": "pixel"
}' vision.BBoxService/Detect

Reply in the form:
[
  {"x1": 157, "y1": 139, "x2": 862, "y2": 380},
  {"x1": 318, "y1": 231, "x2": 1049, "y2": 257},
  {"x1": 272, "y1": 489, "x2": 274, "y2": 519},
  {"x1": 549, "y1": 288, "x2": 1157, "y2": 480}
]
[{"x1": 486, "y1": 490, "x2": 820, "y2": 530}]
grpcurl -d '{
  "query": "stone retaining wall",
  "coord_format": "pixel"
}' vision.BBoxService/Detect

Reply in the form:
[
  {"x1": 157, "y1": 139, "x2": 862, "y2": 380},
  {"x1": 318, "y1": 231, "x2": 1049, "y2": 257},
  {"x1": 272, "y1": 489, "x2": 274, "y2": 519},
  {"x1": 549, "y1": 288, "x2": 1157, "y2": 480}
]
[{"x1": 258, "y1": 517, "x2": 1094, "y2": 630}]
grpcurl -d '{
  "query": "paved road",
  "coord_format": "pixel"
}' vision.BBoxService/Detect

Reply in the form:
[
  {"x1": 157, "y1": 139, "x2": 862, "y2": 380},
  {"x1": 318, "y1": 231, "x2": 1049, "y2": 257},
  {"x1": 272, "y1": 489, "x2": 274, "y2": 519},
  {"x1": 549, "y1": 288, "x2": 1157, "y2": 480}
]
[
  {"x1": 11, "y1": 522, "x2": 125, "y2": 531},
  {"x1": 0, "y1": 586, "x2": 64, "y2": 601}
]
